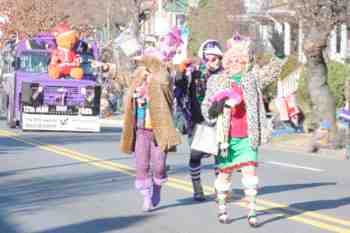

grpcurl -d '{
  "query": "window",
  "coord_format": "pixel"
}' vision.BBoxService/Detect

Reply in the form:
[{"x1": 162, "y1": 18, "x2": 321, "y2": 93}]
[{"x1": 18, "y1": 51, "x2": 49, "y2": 73}]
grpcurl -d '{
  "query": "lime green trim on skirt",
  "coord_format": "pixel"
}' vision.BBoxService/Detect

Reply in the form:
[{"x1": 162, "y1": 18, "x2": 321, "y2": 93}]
[{"x1": 217, "y1": 137, "x2": 258, "y2": 172}]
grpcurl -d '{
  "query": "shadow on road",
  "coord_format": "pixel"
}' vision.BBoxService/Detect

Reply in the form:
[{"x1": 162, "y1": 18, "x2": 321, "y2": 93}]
[
  {"x1": 100, "y1": 127, "x2": 122, "y2": 133},
  {"x1": 0, "y1": 125, "x2": 122, "y2": 154},
  {"x1": 0, "y1": 137, "x2": 33, "y2": 156},
  {"x1": 218, "y1": 182, "x2": 337, "y2": 197},
  {"x1": 0, "y1": 172, "x2": 133, "y2": 215},
  {"x1": 0, "y1": 171, "x2": 17, "y2": 178},
  {"x1": 258, "y1": 196, "x2": 350, "y2": 227},
  {"x1": 155, "y1": 182, "x2": 337, "y2": 211},
  {"x1": 259, "y1": 182, "x2": 337, "y2": 196},
  {"x1": 0, "y1": 212, "x2": 24, "y2": 233},
  {"x1": 0, "y1": 157, "x2": 133, "y2": 178},
  {"x1": 20, "y1": 133, "x2": 122, "y2": 146},
  {"x1": 166, "y1": 163, "x2": 216, "y2": 177},
  {"x1": 32, "y1": 215, "x2": 157, "y2": 233},
  {"x1": 154, "y1": 196, "x2": 214, "y2": 212}
]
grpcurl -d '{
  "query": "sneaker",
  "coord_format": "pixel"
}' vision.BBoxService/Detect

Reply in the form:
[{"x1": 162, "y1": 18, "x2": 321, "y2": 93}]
[
  {"x1": 218, "y1": 212, "x2": 230, "y2": 224},
  {"x1": 248, "y1": 214, "x2": 258, "y2": 228},
  {"x1": 193, "y1": 192, "x2": 206, "y2": 202},
  {"x1": 192, "y1": 180, "x2": 206, "y2": 202}
]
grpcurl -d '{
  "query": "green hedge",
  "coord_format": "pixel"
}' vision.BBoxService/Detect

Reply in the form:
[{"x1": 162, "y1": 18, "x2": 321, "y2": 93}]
[
  {"x1": 295, "y1": 61, "x2": 350, "y2": 131},
  {"x1": 294, "y1": 61, "x2": 350, "y2": 110},
  {"x1": 296, "y1": 66, "x2": 309, "y2": 106},
  {"x1": 327, "y1": 61, "x2": 350, "y2": 108},
  {"x1": 263, "y1": 80, "x2": 277, "y2": 102},
  {"x1": 279, "y1": 55, "x2": 299, "y2": 80},
  {"x1": 262, "y1": 54, "x2": 298, "y2": 101},
  {"x1": 296, "y1": 67, "x2": 317, "y2": 131},
  {"x1": 264, "y1": 59, "x2": 349, "y2": 109}
]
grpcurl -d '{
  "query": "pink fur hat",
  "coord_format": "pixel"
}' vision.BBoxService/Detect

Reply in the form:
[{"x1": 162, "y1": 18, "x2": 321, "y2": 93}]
[{"x1": 225, "y1": 34, "x2": 252, "y2": 55}]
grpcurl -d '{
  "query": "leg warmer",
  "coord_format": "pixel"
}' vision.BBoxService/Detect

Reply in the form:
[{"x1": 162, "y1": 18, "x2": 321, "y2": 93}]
[{"x1": 242, "y1": 176, "x2": 259, "y2": 216}]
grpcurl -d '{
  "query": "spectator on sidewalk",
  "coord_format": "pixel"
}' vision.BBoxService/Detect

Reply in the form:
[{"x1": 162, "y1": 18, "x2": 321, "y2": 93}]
[
  {"x1": 308, "y1": 120, "x2": 332, "y2": 153},
  {"x1": 92, "y1": 57, "x2": 131, "y2": 117}
]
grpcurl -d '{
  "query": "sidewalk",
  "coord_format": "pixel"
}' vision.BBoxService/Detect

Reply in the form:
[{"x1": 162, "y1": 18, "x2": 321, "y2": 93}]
[
  {"x1": 263, "y1": 133, "x2": 348, "y2": 160},
  {"x1": 99, "y1": 114, "x2": 124, "y2": 128},
  {"x1": 100, "y1": 116, "x2": 349, "y2": 160}
]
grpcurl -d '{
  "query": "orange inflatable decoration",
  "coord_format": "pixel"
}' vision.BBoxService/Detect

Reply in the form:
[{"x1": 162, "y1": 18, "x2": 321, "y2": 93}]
[
  {"x1": 56, "y1": 31, "x2": 77, "y2": 50},
  {"x1": 48, "y1": 66, "x2": 61, "y2": 79},
  {"x1": 48, "y1": 22, "x2": 84, "y2": 80},
  {"x1": 70, "y1": 67, "x2": 84, "y2": 80}
]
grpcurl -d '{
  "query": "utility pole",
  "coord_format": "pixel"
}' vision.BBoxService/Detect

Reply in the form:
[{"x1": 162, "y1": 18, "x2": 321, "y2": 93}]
[{"x1": 106, "y1": 0, "x2": 111, "y2": 41}]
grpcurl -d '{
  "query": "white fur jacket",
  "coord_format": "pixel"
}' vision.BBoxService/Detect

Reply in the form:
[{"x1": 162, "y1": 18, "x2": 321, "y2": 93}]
[{"x1": 201, "y1": 57, "x2": 285, "y2": 156}]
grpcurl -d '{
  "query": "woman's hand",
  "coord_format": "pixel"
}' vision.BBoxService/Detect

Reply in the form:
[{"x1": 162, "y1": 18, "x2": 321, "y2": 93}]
[
  {"x1": 208, "y1": 99, "x2": 226, "y2": 119},
  {"x1": 269, "y1": 30, "x2": 285, "y2": 59}
]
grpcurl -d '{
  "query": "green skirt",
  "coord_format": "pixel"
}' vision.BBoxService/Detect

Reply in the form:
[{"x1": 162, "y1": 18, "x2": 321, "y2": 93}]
[{"x1": 216, "y1": 137, "x2": 258, "y2": 173}]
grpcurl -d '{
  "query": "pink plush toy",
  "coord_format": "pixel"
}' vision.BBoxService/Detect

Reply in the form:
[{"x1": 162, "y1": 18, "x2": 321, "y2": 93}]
[
  {"x1": 159, "y1": 27, "x2": 183, "y2": 61},
  {"x1": 209, "y1": 89, "x2": 242, "y2": 107},
  {"x1": 136, "y1": 27, "x2": 183, "y2": 62}
]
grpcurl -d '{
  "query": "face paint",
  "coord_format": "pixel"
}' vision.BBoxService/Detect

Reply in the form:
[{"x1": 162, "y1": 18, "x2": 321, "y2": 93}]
[
  {"x1": 205, "y1": 54, "x2": 222, "y2": 72},
  {"x1": 223, "y1": 50, "x2": 249, "y2": 75}
]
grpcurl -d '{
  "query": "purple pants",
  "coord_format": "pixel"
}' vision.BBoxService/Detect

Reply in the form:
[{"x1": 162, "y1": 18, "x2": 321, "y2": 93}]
[{"x1": 134, "y1": 128, "x2": 167, "y2": 190}]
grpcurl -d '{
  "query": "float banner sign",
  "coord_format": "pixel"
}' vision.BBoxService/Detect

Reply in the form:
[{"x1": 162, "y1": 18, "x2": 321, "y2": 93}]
[{"x1": 22, "y1": 114, "x2": 100, "y2": 132}]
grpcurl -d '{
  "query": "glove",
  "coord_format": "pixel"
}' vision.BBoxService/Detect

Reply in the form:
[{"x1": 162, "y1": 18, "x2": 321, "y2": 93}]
[
  {"x1": 208, "y1": 99, "x2": 225, "y2": 119},
  {"x1": 269, "y1": 30, "x2": 285, "y2": 59}
]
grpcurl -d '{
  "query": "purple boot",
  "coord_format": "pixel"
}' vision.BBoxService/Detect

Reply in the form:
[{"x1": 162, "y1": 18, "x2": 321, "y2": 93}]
[
  {"x1": 151, "y1": 184, "x2": 162, "y2": 207},
  {"x1": 140, "y1": 188, "x2": 153, "y2": 212},
  {"x1": 136, "y1": 179, "x2": 153, "y2": 212}
]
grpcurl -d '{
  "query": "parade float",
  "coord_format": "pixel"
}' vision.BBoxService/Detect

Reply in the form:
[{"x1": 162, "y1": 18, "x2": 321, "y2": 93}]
[{"x1": 4, "y1": 23, "x2": 101, "y2": 132}]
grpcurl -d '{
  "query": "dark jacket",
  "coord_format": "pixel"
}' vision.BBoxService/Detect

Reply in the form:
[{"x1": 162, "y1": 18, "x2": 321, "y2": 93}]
[{"x1": 174, "y1": 65, "x2": 222, "y2": 135}]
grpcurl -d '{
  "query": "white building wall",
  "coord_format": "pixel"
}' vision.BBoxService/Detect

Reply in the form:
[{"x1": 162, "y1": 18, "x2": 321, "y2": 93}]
[
  {"x1": 340, "y1": 24, "x2": 348, "y2": 59},
  {"x1": 327, "y1": 24, "x2": 349, "y2": 62},
  {"x1": 284, "y1": 22, "x2": 291, "y2": 56}
]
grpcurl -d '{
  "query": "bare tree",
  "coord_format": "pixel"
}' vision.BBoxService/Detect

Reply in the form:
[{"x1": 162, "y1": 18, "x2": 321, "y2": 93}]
[
  {"x1": 0, "y1": 0, "x2": 63, "y2": 43},
  {"x1": 187, "y1": 0, "x2": 243, "y2": 56},
  {"x1": 74, "y1": 0, "x2": 156, "y2": 36},
  {"x1": 0, "y1": 0, "x2": 156, "y2": 44},
  {"x1": 289, "y1": 0, "x2": 350, "y2": 136}
]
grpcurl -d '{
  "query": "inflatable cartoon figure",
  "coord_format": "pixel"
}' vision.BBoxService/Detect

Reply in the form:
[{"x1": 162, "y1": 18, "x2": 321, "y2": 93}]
[
  {"x1": 158, "y1": 27, "x2": 183, "y2": 62},
  {"x1": 48, "y1": 22, "x2": 84, "y2": 80}
]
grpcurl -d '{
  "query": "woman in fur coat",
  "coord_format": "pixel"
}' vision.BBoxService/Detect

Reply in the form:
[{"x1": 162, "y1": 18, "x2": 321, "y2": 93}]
[
  {"x1": 120, "y1": 54, "x2": 181, "y2": 212},
  {"x1": 201, "y1": 32, "x2": 286, "y2": 226}
]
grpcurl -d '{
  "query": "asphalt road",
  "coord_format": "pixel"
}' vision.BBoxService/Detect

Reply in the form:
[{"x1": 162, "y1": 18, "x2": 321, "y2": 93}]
[{"x1": 0, "y1": 121, "x2": 350, "y2": 233}]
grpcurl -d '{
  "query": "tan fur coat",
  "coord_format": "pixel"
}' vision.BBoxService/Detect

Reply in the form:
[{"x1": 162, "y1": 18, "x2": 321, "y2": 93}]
[{"x1": 120, "y1": 56, "x2": 182, "y2": 154}]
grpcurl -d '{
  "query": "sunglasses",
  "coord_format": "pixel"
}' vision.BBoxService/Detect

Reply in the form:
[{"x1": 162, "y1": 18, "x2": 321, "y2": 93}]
[{"x1": 204, "y1": 56, "x2": 219, "y2": 62}]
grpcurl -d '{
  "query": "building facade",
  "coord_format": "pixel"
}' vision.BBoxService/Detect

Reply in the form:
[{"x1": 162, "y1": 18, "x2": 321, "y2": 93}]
[{"x1": 141, "y1": 0, "x2": 188, "y2": 38}]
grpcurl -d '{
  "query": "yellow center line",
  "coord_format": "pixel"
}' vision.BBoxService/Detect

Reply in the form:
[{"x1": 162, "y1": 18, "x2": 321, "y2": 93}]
[
  {"x1": 69, "y1": 148, "x2": 350, "y2": 228},
  {"x1": 1, "y1": 130, "x2": 350, "y2": 233}
]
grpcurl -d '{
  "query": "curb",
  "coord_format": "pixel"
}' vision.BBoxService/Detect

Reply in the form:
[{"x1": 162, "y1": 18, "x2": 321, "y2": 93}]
[
  {"x1": 261, "y1": 143, "x2": 349, "y2": 160},
  {"x1": 99, "y1": 119, "x2": 123, "y2": 128}
]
